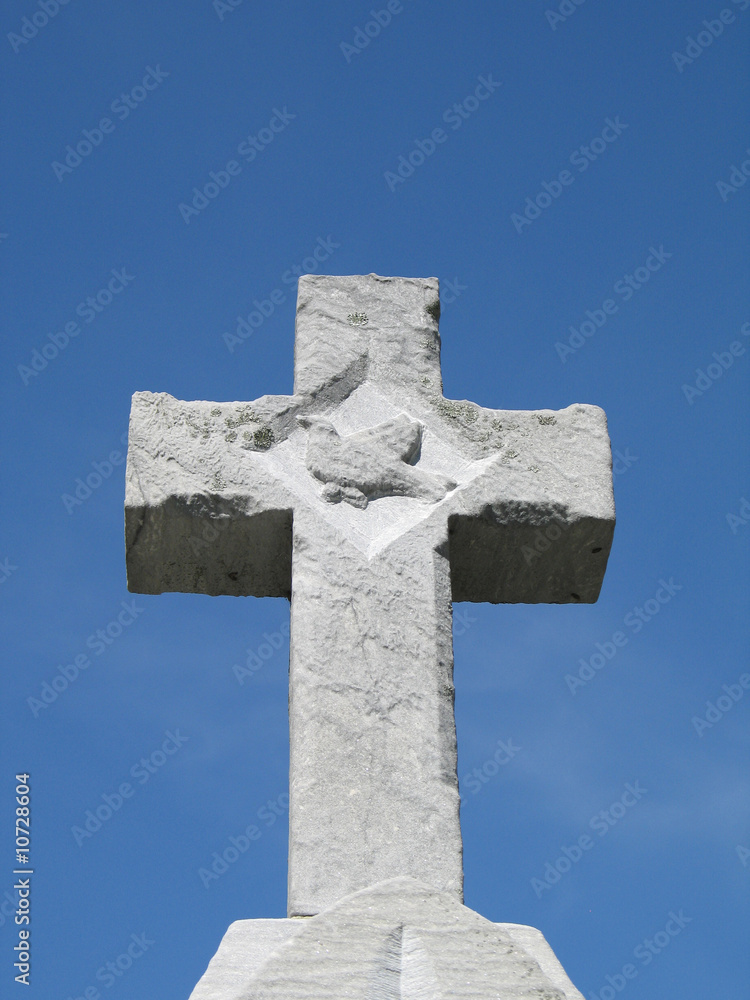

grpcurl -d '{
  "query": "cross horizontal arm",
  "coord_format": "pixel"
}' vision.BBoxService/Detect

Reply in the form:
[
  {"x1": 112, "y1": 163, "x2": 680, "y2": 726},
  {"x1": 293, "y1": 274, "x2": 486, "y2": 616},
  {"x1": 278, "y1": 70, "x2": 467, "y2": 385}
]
[
  {"x1": 125, "y1": 390, "x2": 299, "y2": 596},
  {"x1": 444, "y1": 404, "x2": 615, "y2": 604}
]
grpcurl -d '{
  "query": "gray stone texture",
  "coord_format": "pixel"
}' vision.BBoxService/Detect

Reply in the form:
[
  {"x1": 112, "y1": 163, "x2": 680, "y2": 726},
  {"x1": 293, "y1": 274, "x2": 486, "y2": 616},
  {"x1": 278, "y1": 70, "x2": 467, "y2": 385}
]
[
  {"x1": 188, "y1": 877, "x2": 585, "y2": 1000},
  {"x1": 125, "y1": 274, "x2": 615, "y2": 923}
]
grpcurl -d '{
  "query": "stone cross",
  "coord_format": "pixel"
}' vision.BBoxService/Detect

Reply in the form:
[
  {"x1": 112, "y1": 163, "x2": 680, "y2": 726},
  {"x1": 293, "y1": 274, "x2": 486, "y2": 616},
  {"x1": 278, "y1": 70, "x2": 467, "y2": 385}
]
[{"x1": 125, "y1": 274, "x2": 614, "y2": 921}]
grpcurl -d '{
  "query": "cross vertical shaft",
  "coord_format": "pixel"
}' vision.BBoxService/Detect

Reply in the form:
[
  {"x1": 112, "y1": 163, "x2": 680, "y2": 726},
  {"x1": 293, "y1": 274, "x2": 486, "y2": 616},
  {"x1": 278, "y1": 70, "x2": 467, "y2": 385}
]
[{"x1": 288, "y1": 508, "x2": 461, "y2": 915}]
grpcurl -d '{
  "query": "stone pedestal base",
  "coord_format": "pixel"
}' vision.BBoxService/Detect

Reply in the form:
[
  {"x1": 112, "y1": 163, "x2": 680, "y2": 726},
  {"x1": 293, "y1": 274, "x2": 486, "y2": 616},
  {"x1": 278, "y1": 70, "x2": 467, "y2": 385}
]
[{"x1": 188, "y1": 877, "x2": 583, "y2": 999}]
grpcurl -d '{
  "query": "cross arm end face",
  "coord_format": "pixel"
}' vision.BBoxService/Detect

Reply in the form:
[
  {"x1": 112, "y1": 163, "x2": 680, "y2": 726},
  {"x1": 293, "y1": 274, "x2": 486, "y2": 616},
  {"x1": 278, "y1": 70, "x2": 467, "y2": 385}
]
[
  {"x1": 124, "y1": 390, "x2": 293, "y2": 598},
  {"x1": 449, "y1": 403, "x2": 616, "y2": 604}
]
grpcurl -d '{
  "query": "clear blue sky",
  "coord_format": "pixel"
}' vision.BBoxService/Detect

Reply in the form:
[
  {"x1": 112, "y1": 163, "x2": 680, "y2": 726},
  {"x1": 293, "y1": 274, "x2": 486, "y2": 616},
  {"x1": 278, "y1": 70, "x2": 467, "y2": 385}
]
[{"x1": 2, "y1": 2, "x2": 748, "y2": 998}]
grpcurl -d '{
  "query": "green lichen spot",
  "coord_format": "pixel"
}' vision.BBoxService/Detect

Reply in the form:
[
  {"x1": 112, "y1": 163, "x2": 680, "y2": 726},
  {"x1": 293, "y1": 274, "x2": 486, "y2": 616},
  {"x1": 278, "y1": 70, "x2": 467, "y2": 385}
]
[
  {"x1": 434, "y1": 399, "x2": 478, "y2": 424},
  {"x1": 183, "y1": 413, "x2": 201, "y2": 439},
  {"x1": 347, "y1": 312, "x2": 368, "y2": 326},
  {"x1": 225, "y1": 430, "x2": 237, "y2": 443},
  {"x1": 211, "y1": 407, "x2": 221, "y2": 416},
  {"x1": 211, "y1": 472, "x2": 226, "y2": 491},
  {"x1": 536, "y1": 414, "x2": 557, "y2": 426},
  {"x1": 253, "y1": 426, "x2": 274, "y2": 450},
  {"x1": 225, "y1": 405, "x2": 259, "y2": 430}
]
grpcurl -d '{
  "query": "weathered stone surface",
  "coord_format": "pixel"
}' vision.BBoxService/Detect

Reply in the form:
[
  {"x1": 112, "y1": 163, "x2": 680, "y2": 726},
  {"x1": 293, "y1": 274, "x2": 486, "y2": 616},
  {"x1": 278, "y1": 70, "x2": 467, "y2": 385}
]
[
  {"x1": 286, "y1": 503, "x2": 461, "y2": 915},
  {"x1": 188, "y1": 877, "x2": 584, "y2": 1000},
  {"x1": 125, "y1": 275, "x2": 615, "y2": 919}
]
